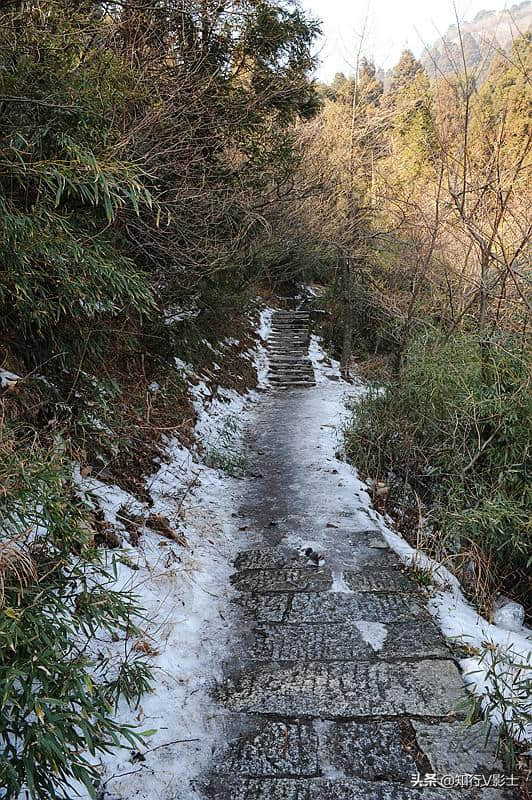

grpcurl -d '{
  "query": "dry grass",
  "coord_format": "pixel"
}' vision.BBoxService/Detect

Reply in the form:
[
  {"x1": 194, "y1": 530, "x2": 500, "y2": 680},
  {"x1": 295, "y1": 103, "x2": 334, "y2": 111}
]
[{"x1": 0, "y1": 536, "x2": 38, "y2": 608}]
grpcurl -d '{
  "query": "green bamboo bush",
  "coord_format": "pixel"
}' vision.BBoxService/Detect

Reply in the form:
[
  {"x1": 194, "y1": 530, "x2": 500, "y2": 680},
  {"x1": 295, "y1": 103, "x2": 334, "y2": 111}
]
[
  {"x1": 344, "y1": 330, "x2": 531, "y2": 605},
  {"x1": 0, "y1": 435, "x2": 152, "y2": 799},
  {"x1": 465, "y1": 644, "x2": 531, "y2": 771}
]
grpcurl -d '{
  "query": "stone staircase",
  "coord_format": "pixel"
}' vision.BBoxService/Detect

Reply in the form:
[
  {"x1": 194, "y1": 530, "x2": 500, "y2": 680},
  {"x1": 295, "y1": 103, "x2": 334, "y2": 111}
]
[{"x1": 267, "y1": 310, "x2": 315, "y2": 388}]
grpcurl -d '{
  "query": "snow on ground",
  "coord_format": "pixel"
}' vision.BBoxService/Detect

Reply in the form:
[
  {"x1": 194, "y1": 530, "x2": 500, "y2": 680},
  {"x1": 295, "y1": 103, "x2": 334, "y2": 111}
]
[
  {"x1": 355, "y1": 620, "x2": 388, "y2": 651},
  {"x1": 70, "y1": 321, "x2": 271, "y2": 800},
  {"x1": 255, "y1": 307, "x2": 272, "y2": 388},
  {"x1": 75, "y1": 452, "x2": 242, "y2": 799},
  {"x1": 309, "y1": 334, "x2": 343, "y2": 385}
]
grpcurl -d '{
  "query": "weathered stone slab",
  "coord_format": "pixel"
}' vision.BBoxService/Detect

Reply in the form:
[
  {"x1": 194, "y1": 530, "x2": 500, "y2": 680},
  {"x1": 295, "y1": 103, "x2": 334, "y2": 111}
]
[
  {"x1": 320, "y1": 720, "x2": 417, "y2": 781},
  {"x1": 378, "y1": 620, "x2": 450, "y2": 659},
  {"x1": 235, "y1": 593, "x2": 288, "y2": 623},
  {"x1": 219, "y1": 660, "x2": 465, "y2": 717},
  {"x1": 248, "y1": 623, "x2": 375, "y2": 661},
  {"x1": 212, "y1": 721, "x2": 318, "y2": 777},
  {"x1": 203, "y1": 777, "x2": 465, "y2": 800},
  {"x1": 413, "y1": 720, "x2": 504, "y2": 776},
  {"x1": 231, "y1": 567, "x2": 332, "y2": 593},
  {"x1": 244, "y1": 621, "x2": 449, "y2": 661},
  {"x1": 352, "y1": 550, "x2": 400, "y2": 568},
  {"x1": 287, "y1": 592, "x2": 426, "y2": 624},
  {"x1": 234, "y1": 548, "x2": 311, "y2": 571},
  {"x1": 344, "y1": 568, "x2": 418, "y2": 593}
]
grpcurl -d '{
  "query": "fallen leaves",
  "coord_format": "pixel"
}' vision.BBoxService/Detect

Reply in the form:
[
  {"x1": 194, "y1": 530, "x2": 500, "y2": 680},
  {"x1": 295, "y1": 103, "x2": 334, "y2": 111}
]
[{"x1": 145, "y1": 513, "x2": 187, "y2": 547}]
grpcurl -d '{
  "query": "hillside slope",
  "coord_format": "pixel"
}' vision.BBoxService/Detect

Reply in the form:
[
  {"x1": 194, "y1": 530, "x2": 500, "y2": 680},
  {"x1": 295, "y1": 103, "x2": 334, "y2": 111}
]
[{"x1": 422, "y1": 2, "x2": 531, "y2": 77}]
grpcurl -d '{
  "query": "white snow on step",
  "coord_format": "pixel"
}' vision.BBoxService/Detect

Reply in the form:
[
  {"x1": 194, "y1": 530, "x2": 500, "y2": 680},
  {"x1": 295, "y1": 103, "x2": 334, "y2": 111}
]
[
  {"x1": 330, "y1": 569, "x2": 354, "y2": 594},
  {"x1": 355, "y1": 620, "x2": 388, "y2": 651}
]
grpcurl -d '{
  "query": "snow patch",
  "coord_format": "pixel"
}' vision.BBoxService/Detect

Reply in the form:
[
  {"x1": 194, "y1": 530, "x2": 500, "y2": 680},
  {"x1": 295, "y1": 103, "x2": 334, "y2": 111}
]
[
  {"x1": 330, "y1": 570, "x2": 353, "y2": 594},
  {"x1": 355, "y1": 620, "x2": 388, "y2": 651},
  {"x1": 255, "y1": 308, "x2": 272, "y2": 388},
  {"x1": 0, "y1": 368, "x2": 21, "y2": 387}
]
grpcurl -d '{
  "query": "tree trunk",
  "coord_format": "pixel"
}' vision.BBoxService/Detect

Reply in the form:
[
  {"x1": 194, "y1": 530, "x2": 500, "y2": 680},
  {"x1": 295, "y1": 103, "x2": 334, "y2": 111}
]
[
  {"x1": 479, "y1": 248, "x2": 491, "y2": 383},
  {"x1": 340, "y1": 253, "x2": 352, "y2": 379}
]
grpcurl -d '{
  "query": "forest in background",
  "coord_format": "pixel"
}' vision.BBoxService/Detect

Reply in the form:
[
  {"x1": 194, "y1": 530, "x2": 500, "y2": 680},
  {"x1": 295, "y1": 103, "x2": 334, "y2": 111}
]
[
  {"x1": 0, "y1": 0, "x2": 530, "y2": 796},
  {"x1": 422, "y1": 2, "x2": 532, "y2": 80}
]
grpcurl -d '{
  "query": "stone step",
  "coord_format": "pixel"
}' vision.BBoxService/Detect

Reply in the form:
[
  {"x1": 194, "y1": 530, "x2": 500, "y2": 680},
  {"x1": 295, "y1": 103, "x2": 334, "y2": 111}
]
[
  {"x1": 272, "y1": 317, "x2": 309, "y2": 322},
  {"x1": 269, "y1": 332, "x2": 309, "y2": 337},
  {"x1": 272, "y1": 312, "x2": 310, "y2": 317},
  {"x1": 269, "y1": 366, "x2": 314, "y2": 372},
  {"x1": 236, "y1": 591, "x2": 428, "y2": 625},
  {"x1": 270, "y1": 366, "x2": 314, "y2": 372},
  {"x1": 268, "y1": 347, "x2": 308, "y2": 352},
  {"x1": 270, "y1": 332, "x2": 308, "y2": 337},
  {"x1": 268, "y1": 342, "x2": 308, "y2": 347},
  {"x1": 268, "y1": 354, "x2": 309, "y2": 360},
  {"x1": 270, "y1": 356, "x2": 312, "y2": 369},
  {"x1": 210, "y1": 719, "x2": 417, "y2": 782},
  {"x1": 269, "y1": 331, "x2": 309, "y2": 336},
  {"x1": 218, "y1": 659, "x2": 465, "y2": 718},
  {"x1": 237, "y1": 620, "x2": 449, "y2": 661},
  {"x1": 271, "y1": 323, "x2": 309, "y2": 327},
  {"x1": 270, "y1": 372, "x2": 314, "y2": 376},
  {"x1": 269, "y1": 362, "x2": 313, "y2": 368},
  {"x1": 269, "y1": 340, "x2": 309, "y2": 346},
  {"x1": 271, "y1": 322, "x2": 308, "y2": 333},
  {"x1": 270, "y1": 376, "x2": 316, "y2": 382},
  {"x1": 270, "y1": 374, "x2": 315, "y2": 379},
  {"x1": 271, "y1": 382, "x2": 316, "y2": 389},
  {"x1": 270, "y1": 328, "x2": 309, "y2": 333},
  {"x1": 269, "y1": 380, "x2": 316, "y2": 388},
  {"x1": 269, "y1": 342, "x2": 307, "y2": 346},
  {"x1": 230, "y1": 566, "x2": 322, "y2": 595},
  {"x1": 204, "y1": 776, "x2": 466, "y2": 799},
  {"x1": 270, "y1": 374, "x2": 315, "y2": 380}
]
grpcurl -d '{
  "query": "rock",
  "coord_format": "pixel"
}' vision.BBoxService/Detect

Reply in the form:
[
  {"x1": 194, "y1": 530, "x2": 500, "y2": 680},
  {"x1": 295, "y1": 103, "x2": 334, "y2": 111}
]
[
  {"x1": 412, "y1": 720, "x2": 503, "y2": 776},
  {"x1": 320, "y1": 721, "x2": 417, "y2": 781}
]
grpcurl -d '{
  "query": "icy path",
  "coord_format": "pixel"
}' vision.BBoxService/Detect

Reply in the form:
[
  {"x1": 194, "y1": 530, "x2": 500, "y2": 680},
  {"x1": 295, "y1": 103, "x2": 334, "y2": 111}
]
[
  {"x1": 83, "y1": 316, "x2": 527, "y2": 800},
  {"x1": 200, "y1": 345, "x2": 514, "y2": 798}
]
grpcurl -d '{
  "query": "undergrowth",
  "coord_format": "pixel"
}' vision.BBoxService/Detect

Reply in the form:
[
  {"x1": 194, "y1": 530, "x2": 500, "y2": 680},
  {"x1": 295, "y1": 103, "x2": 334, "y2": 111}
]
[
  {"x1": 344, "y1": 330, "x2": 531, "y2": 612},
  {"x1": 0, "y1": 433, "x2": 152, "y2": 799}
]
